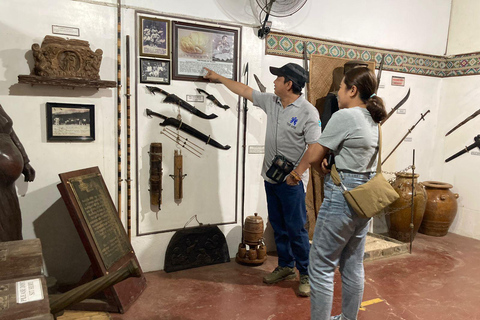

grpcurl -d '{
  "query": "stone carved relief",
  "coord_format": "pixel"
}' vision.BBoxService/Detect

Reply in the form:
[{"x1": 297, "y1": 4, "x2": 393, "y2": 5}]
[{"x1": 31, "y1": 36, "x2": 102, "y2": 80}]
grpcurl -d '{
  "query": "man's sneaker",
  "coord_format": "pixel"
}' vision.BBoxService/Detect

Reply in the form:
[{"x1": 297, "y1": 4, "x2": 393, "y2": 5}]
[
  {"x1": 298, "y1": 274, "x2": 310, "y2": 297},
  {"x1": 263, "y1": 266, "x2": 296, "y2": 284},
  {"x1": 331, "y1": 316, "x2": 342, "y2": 320}
]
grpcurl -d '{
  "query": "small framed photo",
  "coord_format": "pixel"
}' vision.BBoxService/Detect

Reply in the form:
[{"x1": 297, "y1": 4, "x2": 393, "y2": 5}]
[
  {"x1": 46, "y1": 103, "x2": 95, "y2": 142},
  {"x1": 140, "y1": 58, "x2": 170, "y2": 84},
  {"x1": 172, "y1": 21, "x2": 239, "y2": 82},
  {"x1": 140, "y1": 16, "x2": 170, "y2": 58}
]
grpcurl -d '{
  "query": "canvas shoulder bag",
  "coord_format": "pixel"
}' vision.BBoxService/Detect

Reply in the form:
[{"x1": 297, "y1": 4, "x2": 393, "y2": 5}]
[{"x1": 330, "y1": 124, "x2": 399, "y2": 218}]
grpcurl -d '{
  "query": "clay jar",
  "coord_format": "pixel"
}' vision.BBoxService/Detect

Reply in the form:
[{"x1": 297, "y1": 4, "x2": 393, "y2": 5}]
[
  {"x1": 237, "y1": 243, "x2": 246, "y2": 259},
  {"x1": 247, "y1": 246, "x2": 257, "y2": 260},
  {"x1": 257, "y1": 244, "x2": 267, "y2": 260},
  {"x1": 386, "y1": 172, "x2": 427, "y2": 242},
  {"x1": 419, "y1": 181, "x2": 459, "y2": 237},
  {"x1": 243, "y1": 213, "x2": 264, "y2": 245}
]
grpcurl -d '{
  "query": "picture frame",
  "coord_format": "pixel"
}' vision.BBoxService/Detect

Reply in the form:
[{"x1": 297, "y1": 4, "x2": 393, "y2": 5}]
[
  {"x1": 140, "y1": 58, "x2": 170, "y2": 84},
  {"x1": 139, "y1": 16, "x2": 170, "y2": 58},
  {"x1": 172, "y1": 21, "x2": 238, "y2": 82},
  {"x1": 46, "y1": 102, "x2": 95, "y2": 142}
]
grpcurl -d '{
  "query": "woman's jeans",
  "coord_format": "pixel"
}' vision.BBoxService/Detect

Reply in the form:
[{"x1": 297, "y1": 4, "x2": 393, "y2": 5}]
[{"x1": 309, "y1": 172, "x2": 373, "y2": 320}]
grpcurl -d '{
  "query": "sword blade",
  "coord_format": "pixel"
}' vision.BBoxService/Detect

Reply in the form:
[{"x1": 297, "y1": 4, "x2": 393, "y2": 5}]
[
  {"x1": 381, "y1": 88, "x2": 411, "y2": 125},
  {"x1": 445, "y1": 109, "x2": 480, "y2": 136},
  {"x1": 160, "y1": 117, "x2": 230, "y2": 150},
  {"x1": 164, "y1": 95, "x2": 218, "y2": 119},
  {"x1": 253, "y1": 74, "x2": 266, "y2": 93},
  {"x1": 445, "y1": 144, "x2": 475, "y2": 162}
]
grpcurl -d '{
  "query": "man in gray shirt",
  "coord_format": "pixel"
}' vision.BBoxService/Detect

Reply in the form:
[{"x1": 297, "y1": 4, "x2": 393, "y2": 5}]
[{"x1": 204, "y1": 63, "x2": 320, "y2": 297}]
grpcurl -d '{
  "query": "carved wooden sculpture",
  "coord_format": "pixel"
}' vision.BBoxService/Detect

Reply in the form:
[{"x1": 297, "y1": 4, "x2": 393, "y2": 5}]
[
  {"x1": 18, "y1": 36, "x2": 115, "y2": 88},
  {"x1": 0, "y1": 104, "x2": 35, "y2": 242}
]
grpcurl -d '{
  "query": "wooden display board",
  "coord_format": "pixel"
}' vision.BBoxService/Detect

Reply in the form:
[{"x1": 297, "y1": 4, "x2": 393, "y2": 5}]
[{"x1": 57, "y1": 167, "x2": 146, "y2": 313}]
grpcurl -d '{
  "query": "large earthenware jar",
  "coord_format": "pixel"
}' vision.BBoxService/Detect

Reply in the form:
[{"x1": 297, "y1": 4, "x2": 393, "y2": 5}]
[
  {"x1": 419, "y1": 181, "x2": 459, "y2": 237},
  {"x1": 386, "y1": 172, "x2": 427, "y2": 242}
]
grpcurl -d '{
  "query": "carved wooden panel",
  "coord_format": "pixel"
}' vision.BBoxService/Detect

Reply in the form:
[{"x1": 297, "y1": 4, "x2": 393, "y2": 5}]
[{"x1": 18, "y1": 36, "x2": 115, "y2": 88}]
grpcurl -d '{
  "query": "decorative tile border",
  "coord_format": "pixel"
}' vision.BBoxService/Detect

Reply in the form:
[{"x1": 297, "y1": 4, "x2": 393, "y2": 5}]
[{"x1": 266, "y1": 32, "x2": 480, "y2": 77}]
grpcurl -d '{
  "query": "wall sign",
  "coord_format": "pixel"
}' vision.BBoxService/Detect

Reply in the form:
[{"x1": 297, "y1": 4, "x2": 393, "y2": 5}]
[
  {"x1": 391, "y1": 76, "x2": 405, "y2": 86},
  {"x1": 52, "y1": 25, "x2": 80, "y2": 36}
]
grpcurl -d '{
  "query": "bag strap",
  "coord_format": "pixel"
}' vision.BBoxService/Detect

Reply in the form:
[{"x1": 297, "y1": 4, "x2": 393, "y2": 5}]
[
  {"x1": 376, "y1": 124, "x2": 382, "y2": 174},
  {"x1": 330, "y1": 124, "x2": 382, "y2": 186}
]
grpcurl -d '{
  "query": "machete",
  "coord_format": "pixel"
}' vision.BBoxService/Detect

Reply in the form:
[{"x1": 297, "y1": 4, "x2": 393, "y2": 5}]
[
  {"x1": 146, "y1": 109, "x2": 230, "y2": 150},
  {"x1": 381, "y1": 88, "x2": 411, "y2": 125},
  {"x1": 146, "y1": 86, "x2": 217, "y2": 120},
  {"x1": 253, "y1": 74, "x2": 266, "y2": 93},
  {"x1": 196, "y1": 88, "x2": 229, "y2": 110}
]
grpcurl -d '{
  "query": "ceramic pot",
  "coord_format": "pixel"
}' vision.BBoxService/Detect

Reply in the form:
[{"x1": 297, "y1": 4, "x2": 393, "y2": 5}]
[
  {"x1": 386, "y1": 172, "x2": 427, "y2": 242},
  {"x1": 243, "y1": 213, "x2": 264, "y2": 245},
  {"x1": 419, "y1": 181, "x2": 459, "y2": 237},
  {"x1": 257, "y1": 244, "x2": 267, "y2": 260},
  {"x1": 237, "y1": 243, "x2": 246, "y2": 259},
  {"x1": 247, "y1": 248, "x2": 257, "y2": 260}
]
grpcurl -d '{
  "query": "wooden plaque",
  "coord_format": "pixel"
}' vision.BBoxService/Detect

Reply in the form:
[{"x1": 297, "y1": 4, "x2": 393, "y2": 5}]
[{"x1": 57, "y1": 167, "x2": 146, "y2": 313}]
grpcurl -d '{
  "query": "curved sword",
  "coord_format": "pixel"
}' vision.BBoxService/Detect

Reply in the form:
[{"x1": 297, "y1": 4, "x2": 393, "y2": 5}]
[
  {"x1": 196, "y1": 88, "x2": 229, "y2": 110},
  {"x1": 146, "y1": 109, "x2": 230, "y2": 150},
  {"x1": 381, "y1": 88, "x2": 411, "y2": 125},
  {"x1": 146, "y1": 86, "x2": 218, "y2": 120}
]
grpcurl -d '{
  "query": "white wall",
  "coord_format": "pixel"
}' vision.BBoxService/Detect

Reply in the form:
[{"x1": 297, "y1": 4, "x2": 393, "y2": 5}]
[
  {"x1": 0, "y1": 0, "x2": 118, "y2": 283},
  {"x1": 440, "y1": 0, "x2": 480, "y2": 239},
  {"x1": 3, "y1": 0, "x2": 471, "y2": 282},
  {"x1": 447, "y1": 0, "x2": 480, "y2": 55}
]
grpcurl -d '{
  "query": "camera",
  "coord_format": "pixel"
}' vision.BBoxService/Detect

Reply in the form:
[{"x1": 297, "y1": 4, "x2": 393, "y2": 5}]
[
  {"x1": 266, "y1": 155, "x2": 294, "y2": 183},
  {"x1": 325, "y1": 153, "x2": 335, "y2": 170}
]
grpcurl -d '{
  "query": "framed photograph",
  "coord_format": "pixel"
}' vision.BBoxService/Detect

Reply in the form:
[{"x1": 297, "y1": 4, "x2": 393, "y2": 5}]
[
  {"x1": 46, "y1": 103, "x2": 95, "y2": 142},
  {"x1": 140, "y1": 58, "x2": 170, "y2": 84},
  {"x1": 172, "y1": 21, "x2": 238, "y2": 82},
  {"x1": 140, "y1": 16, "x2": 170, "y2": 58}
]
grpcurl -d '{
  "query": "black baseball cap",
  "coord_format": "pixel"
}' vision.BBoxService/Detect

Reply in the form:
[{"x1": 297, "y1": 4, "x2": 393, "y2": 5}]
[{"x1": 270, "y1": 63, "x2": 309, "y2": 88}]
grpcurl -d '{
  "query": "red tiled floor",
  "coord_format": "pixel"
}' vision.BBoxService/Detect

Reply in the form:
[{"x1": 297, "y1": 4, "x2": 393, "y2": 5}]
[{"x1": 112, "y1": 233, "x2": 480, "y2": 320}]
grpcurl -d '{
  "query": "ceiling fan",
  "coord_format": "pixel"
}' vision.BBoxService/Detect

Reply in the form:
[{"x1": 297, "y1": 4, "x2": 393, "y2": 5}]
[{"x1": 256, "y1": 0, "x2": 308, "y2": 39}]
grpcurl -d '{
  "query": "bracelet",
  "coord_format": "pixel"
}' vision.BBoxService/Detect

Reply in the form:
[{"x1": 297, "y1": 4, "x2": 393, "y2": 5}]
[{"x1": 289, "y1": 170, "x2": 302, "y2": 182}]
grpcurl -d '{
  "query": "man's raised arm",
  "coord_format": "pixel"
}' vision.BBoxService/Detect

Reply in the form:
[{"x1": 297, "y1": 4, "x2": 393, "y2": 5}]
[{"x1": 203, "y1": 68, "x2": 253, "y2": 102}]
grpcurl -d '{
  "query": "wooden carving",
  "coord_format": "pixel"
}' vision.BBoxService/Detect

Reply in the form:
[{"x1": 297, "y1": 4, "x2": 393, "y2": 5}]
[
  {"x1": 32, "y1": 35, "x2": 102, "y2": 79},
  {"x1": 149, "y1": 143, "x2": 163, "y2": 208},
  {"x1": 18, "y1": 36, "x2": 115, "y2": 88}
]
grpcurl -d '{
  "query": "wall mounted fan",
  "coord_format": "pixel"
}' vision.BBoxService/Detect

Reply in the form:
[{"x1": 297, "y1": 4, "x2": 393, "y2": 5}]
[{"x1": 256, "y1": 0, "x2": 308, "y2": 39}]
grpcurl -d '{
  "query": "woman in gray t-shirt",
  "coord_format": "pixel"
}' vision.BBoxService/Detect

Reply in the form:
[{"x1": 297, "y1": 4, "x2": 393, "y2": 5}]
[{"x1": 287, "y1": 67, "x2": 387, "y2": 320}]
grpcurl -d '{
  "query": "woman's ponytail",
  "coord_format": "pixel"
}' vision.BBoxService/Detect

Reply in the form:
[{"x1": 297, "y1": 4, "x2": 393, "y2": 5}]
[{"x1": 343, "y1": 67, "x2": 387, "y2": 123}]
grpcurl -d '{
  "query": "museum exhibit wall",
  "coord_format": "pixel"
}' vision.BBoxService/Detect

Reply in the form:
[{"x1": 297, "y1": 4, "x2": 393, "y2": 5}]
[
  {"x1": 4, "y1": 0, "x2": 477, "y2": 284},
  {"x1": 436, "y1": 0, "x2": 480, "y2": 239}
]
